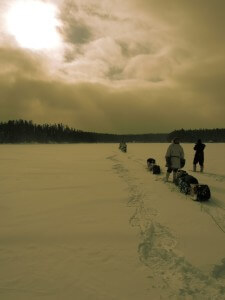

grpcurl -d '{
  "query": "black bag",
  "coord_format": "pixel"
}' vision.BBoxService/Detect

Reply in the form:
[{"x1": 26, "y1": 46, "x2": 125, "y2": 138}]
[
  {"x1": 177, "y1": 170, "x2": 188, "y2": 177},
  {"x1": 183, "y1": 175, "x2": 198, "y2": 185},
  {"x1": 177, "y1": 177, "x2": 184, "y2": 187},
  {"x1": 147, "y1": 158, "x2": 156, "y2": 164},
  {"x1": 195, "y1": 185, "x2": 211, "y2": 201},
  {"x1": 174, "y1": 170, "x2": 188, "y2": 186},
  {"x1": 147, "y1": 158, "x2": 156, "y2": 171},
  {"x1": 179, "y1": 175, "x2": 198, "y2": 194},
  {"x1": 152, "y1": 165, "x2": 161, "y2": 174},
  {"x1": 179, "y1": 180, "x2": 191, "y2": 194}
]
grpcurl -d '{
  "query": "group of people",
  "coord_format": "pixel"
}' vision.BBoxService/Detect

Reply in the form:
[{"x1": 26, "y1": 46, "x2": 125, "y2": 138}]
[{"x1": 165, "y1": 138, "x2": 205, "y2": 183}]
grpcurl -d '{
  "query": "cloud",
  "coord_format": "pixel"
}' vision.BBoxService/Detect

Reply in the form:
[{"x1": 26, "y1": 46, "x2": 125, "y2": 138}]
[
  {"x1": 0, "y1": 57, "x2": 224, "y2": 133},
  {"x1": 0, "y1": 0, "x2": 224, "y2": 133},
  {"x1": 131, "y1": 0, "x2": 225, "y2": 55},
  {"x1": 57, "y1": 0, "x2": 166, "y2": 83},
  {"x1": 59, "y1": 1, "x2": 93, "y2": 46},
  {"x1": 0, "y1": 47, "x2": 45, "y2": 77}
]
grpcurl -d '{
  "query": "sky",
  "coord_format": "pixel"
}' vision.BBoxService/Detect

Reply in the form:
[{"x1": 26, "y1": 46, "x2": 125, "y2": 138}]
[{"x1": 0, "y1": 0, "x2": 225, "y2": 134}]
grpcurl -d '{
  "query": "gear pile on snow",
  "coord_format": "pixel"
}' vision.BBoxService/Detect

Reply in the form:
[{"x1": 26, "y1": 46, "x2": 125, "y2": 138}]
[
  {"x1": 146, "y1": 158, "x2": 211, "y2": 201},
  {"x1": 119, "y1": 142, "x2": 127, "y2": 153},
  {"x1": 147, "y1": 158, "x2": 161, "y2": 174}
]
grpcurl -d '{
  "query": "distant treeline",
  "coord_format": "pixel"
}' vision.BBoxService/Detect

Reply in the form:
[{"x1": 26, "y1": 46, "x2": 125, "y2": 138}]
[
  {"x1": 168, "y1": 128, "x2": 225, "y2": 143},
  {"x1": 0, "y1": 120, "x2": 167, "y2": 143},
  {"x1": 0, "y1": 120, "x2": 224, "y2": 143}
]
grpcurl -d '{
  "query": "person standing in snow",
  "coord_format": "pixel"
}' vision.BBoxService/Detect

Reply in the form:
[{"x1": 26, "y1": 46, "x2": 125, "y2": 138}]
[
  {"x1": 165, "y1": 137, "x2": 185, "y2": 182},
  {"x1": 119, "y1": 141, "x2": 127, "y2": 152},
  {"x1": 193, "y1": 139, "x2": 205, "y2": 172}
]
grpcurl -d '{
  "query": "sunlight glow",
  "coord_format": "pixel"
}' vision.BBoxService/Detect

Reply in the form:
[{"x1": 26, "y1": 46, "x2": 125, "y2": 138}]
[{"x1": 6, "y1": 0, "x2": 61, "y2": 50}]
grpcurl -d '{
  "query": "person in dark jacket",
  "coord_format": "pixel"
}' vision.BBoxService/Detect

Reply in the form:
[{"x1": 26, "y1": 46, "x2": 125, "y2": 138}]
[{"x1": 193, "y1": 139, "x2": 205, "y2": 172}]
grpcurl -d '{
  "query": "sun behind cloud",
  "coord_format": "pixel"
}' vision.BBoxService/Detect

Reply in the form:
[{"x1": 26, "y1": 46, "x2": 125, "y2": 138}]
[{"x1": 5, "y1": 0, "x2": 61, "y2": 50}]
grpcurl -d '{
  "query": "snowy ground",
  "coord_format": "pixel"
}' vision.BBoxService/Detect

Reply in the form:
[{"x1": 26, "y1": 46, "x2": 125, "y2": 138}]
[{"x1": 0, "y1": 143, "x2": 225, "y2": 300}]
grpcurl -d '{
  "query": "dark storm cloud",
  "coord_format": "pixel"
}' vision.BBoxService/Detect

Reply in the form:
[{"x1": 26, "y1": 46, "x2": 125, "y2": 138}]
[
  {"x1": 59, "y1": 1, "x2": 93, "y2": 45},
  {"x1": 0, "y1": 55, "x2": 224, "y2": 133},
  {"x1": 0, "y1": 47, "x2": 45, "y2": 77},
  {"x1": 118, "y1": 41, "x2": 154, "y2": 58},
  {"x1": 0, "y1": 0, "x2": 224, "y2": 133},
  {"x1": 83, "y1": 5, "x2": 122, "y2": 22},
  {"x1": 128, "y1": 0, "x2": 225, "y2": 123},
  {"x1": 132, "y1": 0, "x2": 225, "y2": 55},
  {"x1": 60, "y1": 18, "x2": 92, "y2": 45}
]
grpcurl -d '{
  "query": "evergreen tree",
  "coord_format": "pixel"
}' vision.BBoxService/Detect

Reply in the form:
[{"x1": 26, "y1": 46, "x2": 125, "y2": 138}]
[{"x1": 0, "y1": 120, "x2": 224, "y2": 143}]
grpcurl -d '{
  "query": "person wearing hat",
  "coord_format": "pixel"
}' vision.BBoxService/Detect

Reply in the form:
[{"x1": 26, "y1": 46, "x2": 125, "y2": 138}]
[
  {"x1": 165, "y1": 137, "x2": 185, "y2": 182},
  {"x1": 193, "y1": 139, "x2": 205, "y2": 172}
]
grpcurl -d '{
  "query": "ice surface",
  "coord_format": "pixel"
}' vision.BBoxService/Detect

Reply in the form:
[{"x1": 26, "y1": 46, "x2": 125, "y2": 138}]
[{"x1": 0, "y1": 143, "x2": 225, "y2": 299}]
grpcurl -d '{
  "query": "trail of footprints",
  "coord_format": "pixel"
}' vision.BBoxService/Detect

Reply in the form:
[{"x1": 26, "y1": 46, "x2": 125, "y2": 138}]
[
  {"x1": 108, "y1": 153, "x2": 225, "y2": 299},
  {"x1": 204, "y1": 172, "x2": 225, "y2": 182},
  {"x1": 155, "y1": 170, "x2": 225, "y2": 235}
]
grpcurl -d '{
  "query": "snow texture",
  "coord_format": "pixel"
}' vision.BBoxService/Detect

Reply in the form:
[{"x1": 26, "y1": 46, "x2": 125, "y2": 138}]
[{"x1": 0, "y1": 143, "x2": 225, "y2": 300}]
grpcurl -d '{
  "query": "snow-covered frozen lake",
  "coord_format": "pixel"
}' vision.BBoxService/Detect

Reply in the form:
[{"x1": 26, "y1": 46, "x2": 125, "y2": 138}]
[{"x1": 1, "y1": 143, "x2": 225, "y2": 299}]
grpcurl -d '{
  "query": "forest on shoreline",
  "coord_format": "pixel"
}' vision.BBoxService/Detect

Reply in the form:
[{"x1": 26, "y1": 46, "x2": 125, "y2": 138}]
[{"x1": 0, "y1": 120, "x2": 224, "y2": 143}]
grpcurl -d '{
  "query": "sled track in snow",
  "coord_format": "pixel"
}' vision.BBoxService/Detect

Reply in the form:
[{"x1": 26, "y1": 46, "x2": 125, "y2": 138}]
[
  {"x1": 199, "y1": 172, "x2": 225, "y2": 183},
  {"x1": 108, "y1": 152, "x2": 225, "y2": 299},
  {"x1": 201, "y1": 202, "x2": 225, "y2": 235},
  {"x1": 188, "y1": 169, "x2": 225, "y2": 182},
  {"x1": 157, "y1": 176, "x2": 225, "y2": 236},
  {"x1": 131, "y1": 156, "x2": 225, "y2": 235}
]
